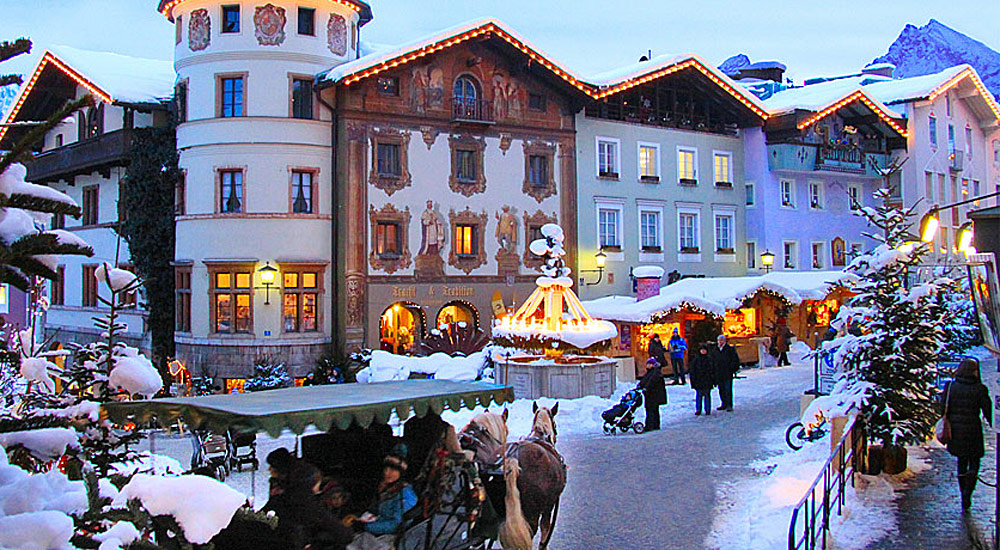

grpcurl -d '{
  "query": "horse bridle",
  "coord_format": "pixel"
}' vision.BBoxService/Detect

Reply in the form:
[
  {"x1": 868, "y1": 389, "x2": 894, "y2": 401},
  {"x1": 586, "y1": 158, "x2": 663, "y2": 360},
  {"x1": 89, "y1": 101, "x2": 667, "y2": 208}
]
[{"x1": 459, "y1": 423, "x2": 505, "y2": 467}]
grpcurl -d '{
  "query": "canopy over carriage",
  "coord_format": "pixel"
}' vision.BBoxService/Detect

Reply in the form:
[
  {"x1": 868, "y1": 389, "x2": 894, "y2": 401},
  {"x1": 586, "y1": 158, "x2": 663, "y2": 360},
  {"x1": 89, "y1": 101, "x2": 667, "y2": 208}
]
[{"x1": 102, "y1": 380, "x2": 514, "y2": 550}]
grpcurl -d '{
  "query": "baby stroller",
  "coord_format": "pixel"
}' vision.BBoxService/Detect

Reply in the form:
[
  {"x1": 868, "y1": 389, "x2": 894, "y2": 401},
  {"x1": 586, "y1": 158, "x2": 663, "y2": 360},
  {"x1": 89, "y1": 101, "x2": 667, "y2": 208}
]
[
  {"x1": 601, "y1": 388, "x2": 645, "y2": 435},
  {"x1": 229, "y1": 428, "x2": 259, "y2": 472},
  {"x1": 191, "y1": 430, "x2": 232, "y2": 481}
]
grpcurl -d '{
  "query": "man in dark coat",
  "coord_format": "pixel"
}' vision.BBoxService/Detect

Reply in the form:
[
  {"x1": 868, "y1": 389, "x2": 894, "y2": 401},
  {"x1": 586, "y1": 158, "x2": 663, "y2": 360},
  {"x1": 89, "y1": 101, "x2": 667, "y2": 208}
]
[
  {"x1": 712, "y1": 334, "x2": 740, "y2": 412},
  {"x1": 688, "y1": 343, "x2": 716, "y2": 416},
  {"x1": 647, "y1": 334, "x2": 667, "y2": 376},
  {"x1": 638, "y1": 357, "x2": 667, "y2": 430},
  {"x1": 944, "y1": 358, "x2": 992, "y2": 510},
  {"x1": 263, "y1": 452, "x2": 354, "y2": 550}
]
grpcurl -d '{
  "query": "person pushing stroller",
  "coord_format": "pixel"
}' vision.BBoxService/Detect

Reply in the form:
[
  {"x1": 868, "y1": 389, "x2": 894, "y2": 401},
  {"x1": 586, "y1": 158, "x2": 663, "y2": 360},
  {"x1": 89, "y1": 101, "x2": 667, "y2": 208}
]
[{"x1": 637, "y1": 357, "x2": 667, "y2": 430}]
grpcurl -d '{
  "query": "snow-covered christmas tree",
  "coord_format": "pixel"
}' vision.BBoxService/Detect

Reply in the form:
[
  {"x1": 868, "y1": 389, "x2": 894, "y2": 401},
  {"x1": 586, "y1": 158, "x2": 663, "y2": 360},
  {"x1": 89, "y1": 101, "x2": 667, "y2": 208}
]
[{"x1": 825, "y1": 188, "x2": 950, "y2": 450}]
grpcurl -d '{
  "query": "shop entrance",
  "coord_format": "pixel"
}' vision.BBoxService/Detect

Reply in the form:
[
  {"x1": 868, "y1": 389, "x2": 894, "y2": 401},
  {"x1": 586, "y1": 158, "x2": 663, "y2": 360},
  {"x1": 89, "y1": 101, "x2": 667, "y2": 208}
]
[
  {"x1": 435, "y1": 300, "x2": 479, "y2": 330},
  {"x1": 379, "y1": 302, "x2": 425, "y2": 355}
]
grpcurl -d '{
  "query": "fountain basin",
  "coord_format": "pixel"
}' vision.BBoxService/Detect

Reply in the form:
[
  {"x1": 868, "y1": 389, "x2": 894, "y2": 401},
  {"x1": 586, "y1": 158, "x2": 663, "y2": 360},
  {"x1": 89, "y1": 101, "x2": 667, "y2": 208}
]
[{"x1": 494, "y1": 354, "x2": 616, "y2": 399}]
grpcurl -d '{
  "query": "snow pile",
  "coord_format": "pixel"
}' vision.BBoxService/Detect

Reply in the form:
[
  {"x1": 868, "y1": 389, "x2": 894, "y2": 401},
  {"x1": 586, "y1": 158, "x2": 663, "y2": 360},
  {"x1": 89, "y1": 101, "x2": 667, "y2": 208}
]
[
  {"x1": 0, "y1": 449, "x2": 87, "y2": 550},
  {"x1": 357, "y1": 350, "x2": 487, "y2": 383},
  {"x1": 112, "y1": 452, "x2": 185, "y2": 477},
  {"x1": 93, "y1": 520, "x2": 141, "y2": 550},
  {"x1": 708, "y1": 424, "x2": 896, "y2": 550},
  {"x1": 95, "y1": 263, "x2": 138, "y2": 292},
  {"x1": 0, "y1": 164, "x2": 85, "y2": 249},
  {"x1": 108, "y1": 347, "x2": 162, "y2": 397},
  {"x1": 117, "y1": 474, "x2": 246, "y2": 544},
  {"x1": 631, "y1": 265, "x2": 665, "y2": 279},
  {"x1": 28, "y1": 400, "x2": 101, "y2": 422},
  {"x1": 19, "y1": 357, "x2": 58, "y2": 393},
  {"x1": 0, "y1": 427, "x2": 80, "y2": 460}
]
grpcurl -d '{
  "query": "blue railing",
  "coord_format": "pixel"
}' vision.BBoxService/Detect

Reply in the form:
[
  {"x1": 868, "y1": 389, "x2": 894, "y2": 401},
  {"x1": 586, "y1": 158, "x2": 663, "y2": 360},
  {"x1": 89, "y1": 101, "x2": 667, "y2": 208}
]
[{"x1": 787, "y1": 415, "x2": 864, "y2": 550}]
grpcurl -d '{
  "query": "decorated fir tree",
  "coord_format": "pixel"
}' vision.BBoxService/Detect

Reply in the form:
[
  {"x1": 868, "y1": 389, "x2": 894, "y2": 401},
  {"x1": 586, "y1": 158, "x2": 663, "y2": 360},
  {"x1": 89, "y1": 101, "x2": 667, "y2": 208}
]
[
  {"x1": 826, "y1": 188, "x2": 950, "y2": 448},
  {"x1": 243, "y1": 354, "x2": 292, "y2": 392}
]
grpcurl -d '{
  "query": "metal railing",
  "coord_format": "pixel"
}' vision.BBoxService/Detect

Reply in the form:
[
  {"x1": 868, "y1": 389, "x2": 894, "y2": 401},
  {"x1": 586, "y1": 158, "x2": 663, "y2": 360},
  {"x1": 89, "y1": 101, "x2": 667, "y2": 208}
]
[
  {"x1": 787, "y1": 415, "x2": 865, "y2": 550},
  {"x1": 451, "y1": 98, "x2": 493, "y2": 123}
]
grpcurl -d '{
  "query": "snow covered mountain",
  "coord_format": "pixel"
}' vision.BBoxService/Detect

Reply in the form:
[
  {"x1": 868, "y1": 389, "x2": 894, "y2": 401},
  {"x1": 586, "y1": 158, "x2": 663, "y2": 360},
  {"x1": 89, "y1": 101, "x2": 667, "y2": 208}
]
[
  {"x1": 870, "y1": 19, "x2": 1000, "y2": 99},
  {"x1": 719, "y1": 53, "x2": 750, "y2": 77}
]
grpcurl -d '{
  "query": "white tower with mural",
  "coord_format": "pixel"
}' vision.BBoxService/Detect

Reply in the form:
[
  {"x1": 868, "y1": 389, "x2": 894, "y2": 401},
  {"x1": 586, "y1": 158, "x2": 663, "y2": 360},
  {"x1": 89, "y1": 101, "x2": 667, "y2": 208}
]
[{"x1": 159, "y1": 0, "x2": 372, "y2": 380}]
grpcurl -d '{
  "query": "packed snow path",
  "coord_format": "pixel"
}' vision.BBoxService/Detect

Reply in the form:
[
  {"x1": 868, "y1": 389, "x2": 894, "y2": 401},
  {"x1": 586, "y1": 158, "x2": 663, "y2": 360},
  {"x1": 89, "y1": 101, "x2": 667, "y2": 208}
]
[{"x1": 546, "y1": 360, "x2": 813, "y2": 550}]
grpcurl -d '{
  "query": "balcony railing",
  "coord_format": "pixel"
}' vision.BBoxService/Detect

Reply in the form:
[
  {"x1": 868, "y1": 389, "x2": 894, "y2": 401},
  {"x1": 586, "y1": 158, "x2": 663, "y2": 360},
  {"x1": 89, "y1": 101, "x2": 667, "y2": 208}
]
[
  {"x1": 815, "y1": 146, "x2": 866, "y2": 174},
  {"x1": 451, "y1": 98, "x2": 494, "y2": 124},
  {"x1": 27, "y1": 129, "x2": 133, "y2": 183}
]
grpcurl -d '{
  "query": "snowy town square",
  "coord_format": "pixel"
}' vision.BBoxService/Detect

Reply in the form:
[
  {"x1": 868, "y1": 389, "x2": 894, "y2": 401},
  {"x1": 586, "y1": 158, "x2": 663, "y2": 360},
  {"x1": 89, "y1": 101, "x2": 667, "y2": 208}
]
[{"x1": 3, "y1": 1, "x2": 1000, "y2": 549}]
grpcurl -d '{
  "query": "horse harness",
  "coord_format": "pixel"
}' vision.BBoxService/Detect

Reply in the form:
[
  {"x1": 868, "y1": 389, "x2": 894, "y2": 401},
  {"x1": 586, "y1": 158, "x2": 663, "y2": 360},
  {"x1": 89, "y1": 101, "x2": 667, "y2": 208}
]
[
  {"x1": 458, "y1": 422, "x2": 506, "y2": 474},
  {"x1": 504, "y1": 436, "x2": 567, "y2": 472}
]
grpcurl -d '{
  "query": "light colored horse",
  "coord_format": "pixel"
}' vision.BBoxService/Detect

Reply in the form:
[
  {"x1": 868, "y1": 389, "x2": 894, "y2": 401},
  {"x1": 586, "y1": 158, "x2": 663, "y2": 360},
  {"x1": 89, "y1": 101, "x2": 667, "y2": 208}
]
[
  {"x1": 458, "y1": 410, "x2": 509, "y2": 469},
  {"x1": 498, "y1": 457, "x2": 532, "y2": 550}
]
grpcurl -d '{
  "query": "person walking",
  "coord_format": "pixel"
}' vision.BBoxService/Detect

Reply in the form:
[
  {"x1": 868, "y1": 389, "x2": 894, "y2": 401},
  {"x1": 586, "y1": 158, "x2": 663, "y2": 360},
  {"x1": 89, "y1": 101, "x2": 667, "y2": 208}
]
[
  {"x1": 943, "y1": 357, "x2": 992, "y2": 510},
  {"x1": 688, "y1": 343, "x2": 716, "y2": 416},
  {"x1": 771, "y1": 318, "x2": 794, "y2": 366},
  {"x1": 637, "y1": 357, "x2": 667, "y2": 431},
  {"x1": 647, "y1": 334, "x2": 667, "y2": 376},
  {"x1": 713, "y1": 334, "x2": 740, "y2": 412},
  {"x1": 668, "y1": 329, "x2": 688, "y2": 385}
]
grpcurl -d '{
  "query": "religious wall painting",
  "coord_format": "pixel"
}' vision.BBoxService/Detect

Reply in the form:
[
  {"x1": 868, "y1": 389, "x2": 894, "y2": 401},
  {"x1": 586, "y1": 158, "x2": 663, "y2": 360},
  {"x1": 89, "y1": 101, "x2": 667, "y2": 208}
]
[
  {"x1": 368, "y1": 127, "x2": 412, "y2": 195},
  {"x1": 411, "y1": 64, "x2": 445, "y2": 113},
  {"x1": 448, "y1": 207, "x2": 488, "y2": 275},
  {"x1": 491, "y1": 70, "x2": 522, "y2": 122},
  {"x1": 254, "y1": 4, "x2": 287, "y2": 46},
  {"x1": 415, "y1": 201, "x2": 446, "y2": 280},
  {"x1": 369, "y1": 204, "x2": 412, "y2": 274},
  {"x1": 346, "y1": 274, "x2": 365, "y2": 326},
  {"x1": 523, "y1": 210, "x2": 557, "y2": 269},
  {"x1": 327, "y1": 13, "x2": 347, "y2": 56},
  {"x1": 188, "y1": 8, "x2": 211, "y2": 51},
  {"x1": 831, "y1": 236, "x2": 846, "y2": 267},
  {"x1": 495, "y1": 205, "x2": 520, "y2": 276}
]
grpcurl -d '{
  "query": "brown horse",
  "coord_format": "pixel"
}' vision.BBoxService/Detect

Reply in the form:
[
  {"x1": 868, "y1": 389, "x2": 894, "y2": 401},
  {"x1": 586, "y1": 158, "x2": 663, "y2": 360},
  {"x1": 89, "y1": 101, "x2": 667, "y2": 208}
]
[{"x1": 504, "y1": 403, "x2": 566, "y2": 550}]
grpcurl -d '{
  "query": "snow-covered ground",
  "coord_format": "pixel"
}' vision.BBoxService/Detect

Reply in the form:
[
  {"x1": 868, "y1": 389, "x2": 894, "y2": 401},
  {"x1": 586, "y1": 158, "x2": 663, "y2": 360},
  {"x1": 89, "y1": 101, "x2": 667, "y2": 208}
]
[{"x1": 706, "y1": 416, "x2": 932, "y2": 550}]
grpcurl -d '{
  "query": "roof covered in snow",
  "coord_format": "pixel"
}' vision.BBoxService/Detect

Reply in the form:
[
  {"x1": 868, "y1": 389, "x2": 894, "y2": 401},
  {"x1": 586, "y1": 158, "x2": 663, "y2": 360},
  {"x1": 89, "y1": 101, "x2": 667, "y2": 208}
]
[
  {"x1": 44, "y1": 45, "x2": 175, "y2": 104},
  {"x1": 582, "y1": 271, "x2": 856, "y2": 324}
]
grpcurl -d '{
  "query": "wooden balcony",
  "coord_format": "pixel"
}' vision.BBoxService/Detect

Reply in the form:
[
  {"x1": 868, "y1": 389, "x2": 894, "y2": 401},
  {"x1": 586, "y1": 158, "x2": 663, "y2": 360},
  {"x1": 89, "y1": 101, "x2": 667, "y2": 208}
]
[
  {"x1": 26, "y1": 129, "x2": 133, "y2": 184},
  {"x1": 451, "y1": 98, "x2": 494, "y2": 124}
]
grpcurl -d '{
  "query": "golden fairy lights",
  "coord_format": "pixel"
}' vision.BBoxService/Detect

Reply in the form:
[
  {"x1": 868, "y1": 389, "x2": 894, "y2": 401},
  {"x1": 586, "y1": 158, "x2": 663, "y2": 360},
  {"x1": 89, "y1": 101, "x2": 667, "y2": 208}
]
[
  {"x1": 796, "y1": 90, "x2": 908, "y2": 137},
  {"x1": 337, "y1": 23, "x2": 767, "y2": 120},
  {"x1": 0, "y1": 52, "x2": 112, "y2": 142},
  {"x1": 158, "y1": 0, "x2": 361, "y2": 20},
  {"x1": 927, "y1": 68, "x2": 1000, "y2": 122}
]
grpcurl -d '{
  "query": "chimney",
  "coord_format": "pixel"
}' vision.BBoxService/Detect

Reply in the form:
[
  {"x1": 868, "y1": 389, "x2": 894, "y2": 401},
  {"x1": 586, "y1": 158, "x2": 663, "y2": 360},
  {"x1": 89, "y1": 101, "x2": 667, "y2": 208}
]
[
  {"x1": 862, "y1": 63, "x2": 895, "y2": 79},
  {"x1": 632, "y1": 266, "x2": 665, "y2": 301},
  {"x1": 738, "y1": 61, "x2": 786, "y2": 83}
]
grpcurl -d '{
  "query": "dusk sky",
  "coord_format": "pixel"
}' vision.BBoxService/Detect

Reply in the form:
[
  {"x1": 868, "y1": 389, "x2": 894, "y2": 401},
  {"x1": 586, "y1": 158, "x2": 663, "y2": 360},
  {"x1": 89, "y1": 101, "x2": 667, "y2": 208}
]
[{"x1": 3, "y1": 0, "x2": 1000, "y2": 82}]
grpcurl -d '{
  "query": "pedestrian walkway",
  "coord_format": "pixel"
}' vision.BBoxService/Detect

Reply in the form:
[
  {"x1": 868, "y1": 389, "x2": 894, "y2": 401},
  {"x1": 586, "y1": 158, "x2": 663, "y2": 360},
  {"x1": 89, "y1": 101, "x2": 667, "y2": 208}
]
[
  {"x1": 548, "y1": 363, "x2": 813, "y2": 550},
  {"x1": 863, "y1": 444, "x2": 996, "y2": 550}
]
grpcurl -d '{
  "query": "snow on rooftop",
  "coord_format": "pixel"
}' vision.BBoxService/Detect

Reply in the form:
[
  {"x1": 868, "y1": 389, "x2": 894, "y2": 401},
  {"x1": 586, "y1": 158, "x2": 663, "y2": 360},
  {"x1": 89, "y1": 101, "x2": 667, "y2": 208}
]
[
  {"x1": 862, "y1": 64, "x2": 971, "y2": 105},
  {"x1": 582, "y1": 271, "x2": 853, "y2": 323},
  {"x1": 763, "y1": 76, "x2": 870, "y2": 113},
  {"x1": 745, "y1": 61, "x2": 787, "y2": 71},
  {"x1": 321, "y1": 18, "x2": 584, "y2": 85},
  {"x1": 47, "y1": 45, "x2": 175, "y2": 104},
  {"x1": 584, "y1": 53, "x2": 687, "y2": 86}
]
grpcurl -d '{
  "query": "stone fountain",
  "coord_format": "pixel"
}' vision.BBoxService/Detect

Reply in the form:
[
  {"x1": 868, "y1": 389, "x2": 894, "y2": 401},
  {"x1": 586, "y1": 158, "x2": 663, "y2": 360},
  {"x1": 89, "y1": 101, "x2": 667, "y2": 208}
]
[{"x1": 491, "y1": 224, "x2": 618, "y2": 399}]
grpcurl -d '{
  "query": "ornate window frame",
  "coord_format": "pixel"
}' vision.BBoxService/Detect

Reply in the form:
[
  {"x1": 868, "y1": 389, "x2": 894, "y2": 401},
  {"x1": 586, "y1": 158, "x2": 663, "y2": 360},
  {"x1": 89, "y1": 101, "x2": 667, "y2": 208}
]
[
  {"x1": 448, "y1": 134, "x2": 487, "y2": 196},
  {"x1": 522, "y1": 140, "x2": 557, "y2": 202},
  {"x1": 368, "y1": 204, "x2": 411, "y2": 274},
  {"x1": 447, "y1": 207, "x2": 488, "y2": 274},
  {"x1": 522, "y1": 210, "x2": 558, "y2": 270},
  {"x1": 368, "y1": 127, "x2": 412, "y2": 195}
]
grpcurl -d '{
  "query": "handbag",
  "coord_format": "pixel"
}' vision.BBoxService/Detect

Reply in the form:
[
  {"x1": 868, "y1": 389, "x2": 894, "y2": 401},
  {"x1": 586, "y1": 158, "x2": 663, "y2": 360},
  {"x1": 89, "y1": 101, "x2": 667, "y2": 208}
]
[{"x1": 935, "y1": 384, "x2": 952, "y2": 445}]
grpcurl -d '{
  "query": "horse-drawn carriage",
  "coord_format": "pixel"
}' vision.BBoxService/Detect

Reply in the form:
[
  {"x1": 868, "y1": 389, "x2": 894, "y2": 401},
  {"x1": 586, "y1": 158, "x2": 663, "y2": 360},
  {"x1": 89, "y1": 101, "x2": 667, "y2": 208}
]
[{"x1": 103, "y1": 380, "x2": 513, "y2": 550}]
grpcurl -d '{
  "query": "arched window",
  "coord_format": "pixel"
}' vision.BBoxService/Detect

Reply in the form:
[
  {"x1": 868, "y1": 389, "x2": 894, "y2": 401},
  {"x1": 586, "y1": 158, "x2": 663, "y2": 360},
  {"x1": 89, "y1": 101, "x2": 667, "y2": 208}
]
[
  {"x1": 379, "y1": 301, "x2": 425, "y2": 355},
  {"x1": 452, "y1": 75, "x2": 480, "y2": 119}
]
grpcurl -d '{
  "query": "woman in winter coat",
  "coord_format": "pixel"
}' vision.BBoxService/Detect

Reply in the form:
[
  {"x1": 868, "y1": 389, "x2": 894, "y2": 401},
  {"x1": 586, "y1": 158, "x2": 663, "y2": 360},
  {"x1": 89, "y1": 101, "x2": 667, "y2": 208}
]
[
  {"x1": 637, "y1": 357, "x2": 667, "y2": 431},
  {"x1": 349, "y1": 445, "x2": 419, "y2": 550},
  {"x1": 771, "y1": 319, "x2": 793, "y2": 366},
  {"x1": 944, "y1": 357, "x2": 992, "y2": 510},
  {"x1": 688, "y1": 343, "x2": 716, "y2": 416}
]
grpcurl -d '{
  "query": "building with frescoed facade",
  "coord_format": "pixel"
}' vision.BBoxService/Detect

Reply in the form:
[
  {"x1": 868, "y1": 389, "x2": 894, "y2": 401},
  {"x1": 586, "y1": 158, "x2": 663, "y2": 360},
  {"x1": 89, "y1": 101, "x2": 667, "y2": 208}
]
[
  {"x1": 317, "y1": 20, "x2": 591, "y2": 353},
  {"x1": 574, "y1": 55, "x2": 769, "y2": 300},
  {"x1": 748, "y1": 75, "x2": 909, "y2": 273},
  {"x1": 0, "y1": 46, "x2": 175, "y2": 352}
]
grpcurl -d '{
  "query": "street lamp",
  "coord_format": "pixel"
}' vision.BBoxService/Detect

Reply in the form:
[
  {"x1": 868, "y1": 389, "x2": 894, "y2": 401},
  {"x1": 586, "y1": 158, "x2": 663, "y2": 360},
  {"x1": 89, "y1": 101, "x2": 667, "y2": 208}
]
[
  {"x1": 258, "y1": 262, "x2": 278, "y2": 304},
  {"x1": 760, "y1": 250, "x2": 775, "y2": 273},
  {"x1": 957, "y1": 222, "x2": 974, "y2": 253},
  {"x1": 919, "y1": 207, "x2": 940, "y2": 243},
  {"x1": 581, "y1": 251, "x2": 608, "y2": 286}
]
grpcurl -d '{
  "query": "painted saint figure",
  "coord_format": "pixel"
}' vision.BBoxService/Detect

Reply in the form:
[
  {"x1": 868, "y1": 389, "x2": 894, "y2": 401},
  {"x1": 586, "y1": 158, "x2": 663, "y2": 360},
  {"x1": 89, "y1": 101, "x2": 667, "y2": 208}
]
[
  {"x1": 419, "y1": 200, "x2": 445, "y2": 256},
  {"x1": 496, "y1": 206, "x2": 518, "y2": 254}
]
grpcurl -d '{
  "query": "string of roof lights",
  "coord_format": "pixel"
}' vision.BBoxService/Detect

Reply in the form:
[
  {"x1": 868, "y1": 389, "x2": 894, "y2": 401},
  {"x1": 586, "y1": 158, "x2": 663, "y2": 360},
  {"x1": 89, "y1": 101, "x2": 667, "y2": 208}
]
[
  {"x1": 796, "y1": 90, "x2": 908, "y2": 137},
  {"x1": 927, "y1": 67, "x2": 1000, "y2": 121},
  {"x1": 0, "y1": 52, "x2": 111, "y2": 142}
]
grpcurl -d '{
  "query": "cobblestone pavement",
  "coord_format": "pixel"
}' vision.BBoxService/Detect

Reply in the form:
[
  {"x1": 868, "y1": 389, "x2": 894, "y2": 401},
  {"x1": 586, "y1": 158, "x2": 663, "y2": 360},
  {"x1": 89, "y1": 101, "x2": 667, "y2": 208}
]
[
  {"x1": 547, "y1": 365, "x2": 813, "y2": 550},
  {"x1": 864, "y1": 352, "x2": 999, "y2": 550}
]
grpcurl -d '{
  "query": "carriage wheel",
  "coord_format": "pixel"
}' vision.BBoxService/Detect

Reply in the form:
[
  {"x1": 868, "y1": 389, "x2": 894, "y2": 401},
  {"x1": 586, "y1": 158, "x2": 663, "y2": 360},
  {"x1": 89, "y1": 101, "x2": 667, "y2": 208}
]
[
  {"x1": 603, "y1": 422, "x2": 614, "y2": 435},
  {"x1": 632, "y1": 422, "x2": 645, "y2": 434},
  {"x1": 785, "y1": 422, "x2": 807, "y2": 450}
]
